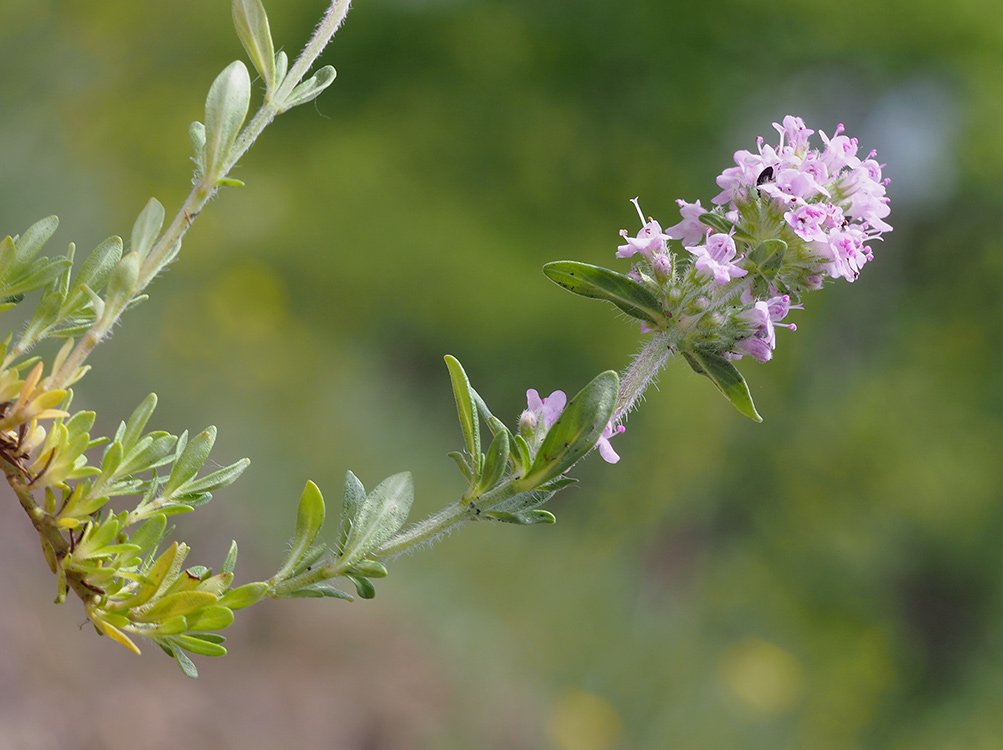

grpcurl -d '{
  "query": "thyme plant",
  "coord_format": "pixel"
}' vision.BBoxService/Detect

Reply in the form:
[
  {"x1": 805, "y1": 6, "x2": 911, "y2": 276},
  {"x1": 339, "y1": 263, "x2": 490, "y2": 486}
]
[{"x1": 1, "y1": 0, "x2": 891, "y2": 677}]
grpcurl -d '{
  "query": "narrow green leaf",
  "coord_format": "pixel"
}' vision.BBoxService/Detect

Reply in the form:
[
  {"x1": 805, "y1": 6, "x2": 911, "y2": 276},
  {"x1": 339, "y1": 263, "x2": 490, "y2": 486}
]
[
  {"x1": 130, "y1": 514, "x2": 168, "y2": 560},
  {"x1": 273, "y1": 51, "x2": 288, "y2": 87},
  {"x1": 278, "y1": 481, "x2": 325, "y2": 578},
  {"x1": 186, "y1": 606, "x2": 235, "y2": 631},
  {"x1": 443, "y1": 355, "x2": 480, "y2": 468},
  {"x1": 232, "y1": 0, "x2": 276, "y2": 89},
  {"x1": 14, "y1": 215, "x2": 58, "y2": 264},
  {"x1": 179, "y1": 457, "x2": 250, "y2": 495},
  {"x1": 171, "y1": 647, "x2": 199, "y2": 678},
  {"x1": 162, "y1": 427, "x2": 216, "y2": 498},
  {"x1": 446, "y1": 451, "x2": 473, "y2": 482},
  {"x1": 520, "y1": 371, "x2": 619, "y2": 488},
  {"x1": 173, "y1": 634, "x2": 227, "y2": 658},
  {"x1": 133, "y1": 591, "x2": 218, "y2": 622},
  {"x1": 222, "y1": 540, "x2": 238, "y2": 575},
  {"x1": 286, "y1": 583, "x2": 353, "y2": 601},
  {"x1": 101, "y1": 252, "x2": 140, "y2": 318},
  {"x1": 337, "y1": 470, "x2": 366, "y2": 554},
  {"x1": 203, "y1": 61, "x2": 251, "y2": 178},
  {"x1": 349, "y1": 559, "x2": 388, "y2": 578},
  {"x1": 74, "y1": 236, "x2": 123, "y2": 295},
  {"x1": 475, "y1": 429, "x2": 509, "y2": 494},
  {"x1": 342, "y1": 472, "x2": 414, "y2": 563},
  {"x1": 682, "y1": 350, "x2": 763, "y2": 422},
  {"x1": 131, "y1": 198, "x2": 165, "y2": 259},
  {"x1": 282, "y1": 65, "x2": 336, "y2": 110},
  {"x1": 345, "y1": 573, "x2": 375, "y2": 600},
  {"x1": 543, "y1": 261, "x2": 665, "y2": 326},
  {"x1": 217, "y1": 581, "x2": 268, "y2": 610},
  {"x1": 485, "y1": 509, "x2": 556, "y2": 525}
]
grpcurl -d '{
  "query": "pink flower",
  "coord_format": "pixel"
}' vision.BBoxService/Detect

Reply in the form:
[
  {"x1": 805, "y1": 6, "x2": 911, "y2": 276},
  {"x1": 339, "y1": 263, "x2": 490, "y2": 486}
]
[
  {"x1": 522, "y1": 388, "x2": 567, "y2": 430},
  {"x1": 616, "y1": 220, "x2": 670, "y2": 259},
  {"x1": 665, "y1": 199, "x2": 708, "y2": 245},
  {"x1": 596, "y1": 422, "x2": 626, "y2": 464},
  {"x1": 818, "y1": 227, "x2": 873, "y2": 282},
  {"x1": 774, "y1": 115, "x2": 814, "y2": 153},
  {"x1": 616, "y1": 197, "x2": 669, "y2": 259},
  {"x1": 686, "y1": 232, "x2": 748, "y2": 285},
  {"x1": 733, "y1": 294, "x2": 798, "y2": 362},
  {"x1": 785, "y1": 203, "x2": 829, "y2": 242}
]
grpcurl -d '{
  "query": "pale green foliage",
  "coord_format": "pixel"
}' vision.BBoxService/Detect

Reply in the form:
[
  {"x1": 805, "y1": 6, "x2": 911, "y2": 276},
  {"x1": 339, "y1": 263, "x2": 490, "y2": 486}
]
[{"x1": 2, "y1": 0, "x2": 718, "y2": 680}]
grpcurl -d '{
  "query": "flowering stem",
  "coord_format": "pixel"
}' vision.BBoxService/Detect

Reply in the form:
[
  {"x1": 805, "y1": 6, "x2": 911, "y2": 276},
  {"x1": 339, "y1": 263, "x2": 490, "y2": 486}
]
[
  {"x1": 614, "y1": 332, "x2": 673, "y2": 424},
  {"x1": 48, "y1": 0, "x2": 353, "y2": 390}
]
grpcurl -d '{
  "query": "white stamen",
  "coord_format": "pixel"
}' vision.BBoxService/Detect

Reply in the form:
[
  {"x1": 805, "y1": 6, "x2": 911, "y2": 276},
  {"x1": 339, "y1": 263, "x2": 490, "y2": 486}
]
[{"x1": 629, "y1": 197, "x2": 646, "y2": 226}]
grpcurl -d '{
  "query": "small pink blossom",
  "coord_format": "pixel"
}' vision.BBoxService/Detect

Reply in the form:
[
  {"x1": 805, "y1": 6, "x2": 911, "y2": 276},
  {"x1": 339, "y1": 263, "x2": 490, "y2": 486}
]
[
  {"x1": 522, "y1": 389, "x2": 566, "y2": 431},
  {"x1": 686, "y1": 232, "x2": 748, "y2": 285},
  {"x1": 596, "y1": 422, "x2": 626, "y2": 464},
  {"x1": 785, "y1": 203, "x2": 829, "y2": 242},
  {"x1": 665, "y1": 199, "x2": 708, "y2": 245},
  {"x1": 616, "y1": 197, "x2": 669, "y2": 259}
]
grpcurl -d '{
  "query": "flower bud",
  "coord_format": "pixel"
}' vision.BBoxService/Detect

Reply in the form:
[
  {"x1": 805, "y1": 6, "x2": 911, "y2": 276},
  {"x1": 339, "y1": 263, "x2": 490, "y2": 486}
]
[
  {"x1": 518, "y1": 409, "x2": 538, "y2": 436},
  {"x1": 652, "y1": 253, "x2": 672, "y2": 282}
]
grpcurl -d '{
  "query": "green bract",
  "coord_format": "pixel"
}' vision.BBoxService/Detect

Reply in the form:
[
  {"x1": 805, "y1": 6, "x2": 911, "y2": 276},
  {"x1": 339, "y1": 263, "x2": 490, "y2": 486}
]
[{"x1": 544, "y1": 260, "x2": 666, "y2": 327}]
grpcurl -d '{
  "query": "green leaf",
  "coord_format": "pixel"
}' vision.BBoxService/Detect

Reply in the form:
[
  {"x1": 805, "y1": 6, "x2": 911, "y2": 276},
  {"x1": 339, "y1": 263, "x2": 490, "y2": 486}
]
[
  {"x1": 120, "y1": 394, "x2": 158, "y2": 450},
  {"x1": 203, "y1": 61, "x2": 251, "y2": 178},
  {"x1": 222, "y1": 540, "x2": 238, "y2": 575},
  {"x1": 286, "y1": 583, "x2": 353, "y2": 601},
  {"x1": 682, "y1": 350, "x2": 763, "y2": 423},
  {"x1": 345, "y1": 573, "x2": 375, "y2": 599},
  {"x1": 278, "y1": 481, "x2": 325, "y2": 579},
  {"x1": 14, "y1": 215, "x2": 58, "y2": 264},
  {"x1": 162, "y1": 426, "x2": 216, "y2": 498},
  {"x1": 444, "y1": 355, "x2": 480, "y2": 471},
  {"x1": 131, "y1": 198, "x2": 165, "y2": 259},
  {"x1": 349, "y1": 559, "x2": 388, "y2": 578},
  {"x1": 281, "y1": 65, "x2": 337, "y2": 110},
  {"x1": 171, "y1": 647, "x2": 199, "y2": 678},
  {"x1": 186, "y1": 606, "x2": 234, "y2": 631},
  {"x1": 543, "y1": 261, "x2": 665, "y2": 326},
  {"x1": 447, "y1": 451, "x2": 473, "y2": 482},
  {"x1": 484, "y1": 509, "x2": 556, "y2": 525},
  {"x1": 217, "y1": 582, "x2": 268, "y2": 610},
  {"x1": 342, "y1": 472, "x2": 414, "y2": 563},
  {"x1": 179, "y1": 457, "x2": 250, "y2": 495},
  {"x1": 519, "y1": 370, "x2": 619, "y2": 488},
  {"x1": 232, "y1": 0, "x2": 276, "y2": 89},
  {"x1": 511, "y1": 434, "x2": 532, "y2": 476},
  {"x1": 189, "y1": 121, "x2": 207, "y2": 176},
  {"x1": 172, "y1": 634, "x2": 227, "y2": 658},
  {"x1": 273, "y1": 51, "x2": 288, "y2": 87},
  {"x1": 337, "y1": 470, "x2": 366, "y2": 554},
  {"x1": 102, "y1": 251, "x2": 140, "y2": 315},
  {"x1": 133, "y1": 591, "x2": 218, "y2": 622},
  {"x1": 74, "y1": 236, "x2": 123, "y2": 296},
  {"x1": 130, "y1": 514, "x2": 168, "y2": 560},
  {"x1": 474, "y1": 429, "x2": 509, "y2": 495}
]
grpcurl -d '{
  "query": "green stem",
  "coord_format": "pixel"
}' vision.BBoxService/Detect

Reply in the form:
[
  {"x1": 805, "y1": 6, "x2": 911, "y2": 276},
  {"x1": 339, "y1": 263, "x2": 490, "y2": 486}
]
[
  {"x1": 48, "y1": 0, "x2": 354, "y2": 390},
  {"x1": 614, "y1": 332, "x2": 673, "y2": 424},
  {"x1": 376, "y1": 501, "x2": 475, "y2": 559}
]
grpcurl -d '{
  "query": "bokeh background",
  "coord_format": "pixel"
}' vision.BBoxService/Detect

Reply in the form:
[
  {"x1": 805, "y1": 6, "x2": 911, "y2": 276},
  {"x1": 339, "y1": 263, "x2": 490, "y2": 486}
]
[{"x1": 1, "y1": 1, "x2": 1001, "y2": 748}]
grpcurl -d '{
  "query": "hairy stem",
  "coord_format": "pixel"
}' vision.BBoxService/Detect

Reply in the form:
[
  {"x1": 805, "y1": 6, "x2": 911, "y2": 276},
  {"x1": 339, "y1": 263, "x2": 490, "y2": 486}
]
[
  {"x1": 48, "y1": 0, "x2": 354, "y2": 390},
  {"x1": 614, "y1": 332, "x2": 673, "y2": 424}
]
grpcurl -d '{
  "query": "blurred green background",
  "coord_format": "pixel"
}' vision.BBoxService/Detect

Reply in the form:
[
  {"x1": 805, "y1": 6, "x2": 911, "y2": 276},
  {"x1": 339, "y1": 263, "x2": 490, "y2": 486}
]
[{"x1": 1, "y1": 1, "x2": 1001, "y2": 748}]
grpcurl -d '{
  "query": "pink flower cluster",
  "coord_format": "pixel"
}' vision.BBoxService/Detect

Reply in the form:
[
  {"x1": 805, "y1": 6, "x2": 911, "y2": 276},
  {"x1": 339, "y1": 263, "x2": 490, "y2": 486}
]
[
  {"x1": 615, "y1": 115, "x2": 891, "y2": 366},
  {"x1": 707, "y1": 115, "x2": 892, "y2": 282}
]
